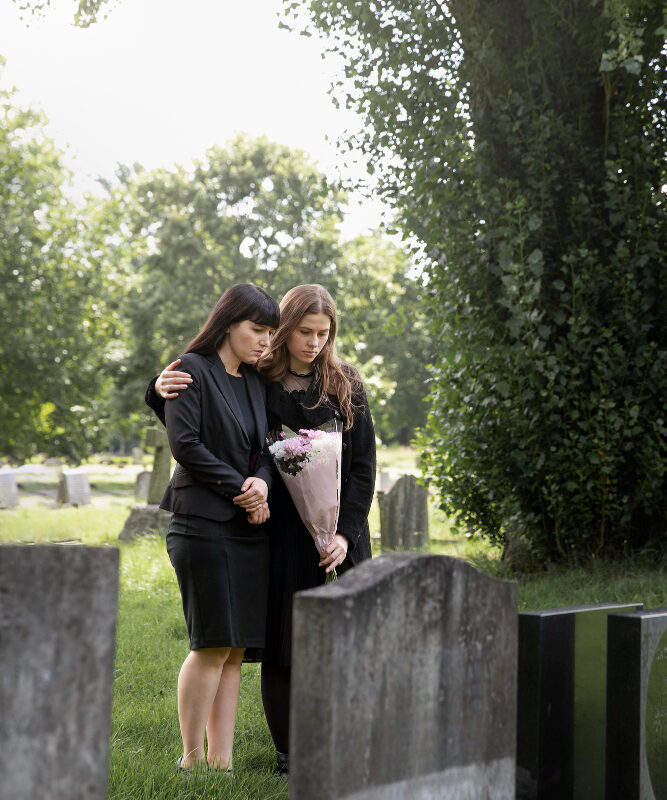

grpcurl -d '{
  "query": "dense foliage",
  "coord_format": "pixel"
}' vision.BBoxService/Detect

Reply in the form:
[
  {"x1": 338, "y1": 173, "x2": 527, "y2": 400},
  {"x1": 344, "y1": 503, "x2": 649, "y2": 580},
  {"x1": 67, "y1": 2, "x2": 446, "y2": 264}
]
[
  {"x1": 0, "y1": 65, "x2": 111, "y2": 460},
  {"x1": 93, "y1": 135, "x2": 431, "y2": 445},
  {"x1": 288, "y1": 0, "x2": 666, "y2": 562}
]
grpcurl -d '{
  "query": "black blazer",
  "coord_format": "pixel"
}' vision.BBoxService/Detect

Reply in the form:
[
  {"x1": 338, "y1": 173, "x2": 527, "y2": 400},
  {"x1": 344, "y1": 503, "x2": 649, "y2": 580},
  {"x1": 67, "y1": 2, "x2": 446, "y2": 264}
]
[{"x1": 152, "y1": 352, "x2": 274, "y2": 522}]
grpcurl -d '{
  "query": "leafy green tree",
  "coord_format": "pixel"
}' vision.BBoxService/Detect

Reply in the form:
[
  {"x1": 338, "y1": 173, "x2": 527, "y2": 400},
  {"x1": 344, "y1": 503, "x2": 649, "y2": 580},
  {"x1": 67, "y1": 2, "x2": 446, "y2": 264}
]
[
  {"x1": 0, "y1": 65, "x2": 111, "y2": 460},
  {"x1": 96, "y1": 136, "x2": 431, "y2": 444},
  {"x1": 288, "y1": 1, "x2": 666, "y2": 562},
  {"x1": 336, "y1": 235, "x2": 432, "y2": 444},
  {"x1": 11, "y1": 0, "x2": 113, "y2": 27}
]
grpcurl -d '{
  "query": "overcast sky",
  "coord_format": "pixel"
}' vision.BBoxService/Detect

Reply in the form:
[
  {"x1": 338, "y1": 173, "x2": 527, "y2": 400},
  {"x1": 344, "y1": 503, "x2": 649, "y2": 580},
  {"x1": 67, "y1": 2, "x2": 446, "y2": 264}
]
[{"x1": 0, "y1": 0, "x2": 386, "y2": 236}]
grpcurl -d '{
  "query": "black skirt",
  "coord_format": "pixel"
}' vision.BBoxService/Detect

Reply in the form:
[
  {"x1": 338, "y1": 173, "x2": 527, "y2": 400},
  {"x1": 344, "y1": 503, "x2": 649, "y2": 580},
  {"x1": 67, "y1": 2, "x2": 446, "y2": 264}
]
[{"x1": 166, "y1": 512, "x2": 269, "y2": 657}]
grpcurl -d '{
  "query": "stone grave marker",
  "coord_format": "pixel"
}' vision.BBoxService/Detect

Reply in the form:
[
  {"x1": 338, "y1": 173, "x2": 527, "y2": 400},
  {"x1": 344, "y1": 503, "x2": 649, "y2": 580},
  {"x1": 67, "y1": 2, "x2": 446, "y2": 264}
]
[
  {"x1": 290, "y1": 553, "x2": 518, "y2": 799},
  {"x1": 56, "y1": 470, "x2": 91, "y2": 506},
  {"x1": 606, "y1": 608, "x2": 667, "y2": 800},
  {"x1": 0, "y1": 544, "x2": 119, "y2": 799},
  {"x1": 119, "y1": 428, "x2": 173, "y2": 540},
  {"x1": 134, "y1": 470, "x2": 151, "y2": 501},
  {"x1": 378, "y1": 469, "x2": 401, "y2": 493},
  {"x1": 517, "y1": 601, "x2": 642, "y2": 799},
  {"x1": 0, "y1": 470, "x2": 19, "y2": 508},
  {"x1": 145, "y1": 427, "x2": 171, "y2": 505},
  {"x1": 131, "y1": 446, "x2": 144, "y2": 464},
  {"x1": 377, "y1": 473, "x2": 429, "y2": 551}
]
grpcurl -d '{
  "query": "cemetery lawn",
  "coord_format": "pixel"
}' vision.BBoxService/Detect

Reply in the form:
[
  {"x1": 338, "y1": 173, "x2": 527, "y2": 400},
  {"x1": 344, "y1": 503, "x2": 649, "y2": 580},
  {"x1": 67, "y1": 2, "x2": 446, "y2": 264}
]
[{"x1": 0, "y1": 448, "x2": 665, "y2": 798}]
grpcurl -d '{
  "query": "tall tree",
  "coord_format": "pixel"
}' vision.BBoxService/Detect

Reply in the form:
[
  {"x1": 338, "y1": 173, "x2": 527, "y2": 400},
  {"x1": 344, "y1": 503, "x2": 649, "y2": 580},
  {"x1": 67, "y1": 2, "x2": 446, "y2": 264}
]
[
  {"x1": 96, "y1": 136, "x2": 347, "y2": 426},
  {"x1": 0, "y1": 65, "x2": 111, "y2": 460},
  {"x1": 288, "y1": 1, "x2": 666, "y2": 561}
]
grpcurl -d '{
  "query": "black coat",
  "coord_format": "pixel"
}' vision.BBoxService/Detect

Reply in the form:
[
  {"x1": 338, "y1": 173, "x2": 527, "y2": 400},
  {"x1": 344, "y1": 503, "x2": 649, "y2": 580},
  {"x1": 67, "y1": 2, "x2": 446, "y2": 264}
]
[
  {"x1": 265, "y1": 374, "x2": 375, "y2": 564},
  {"x1": 152, "y1": 352, "x2": 274, "y2": 522}
]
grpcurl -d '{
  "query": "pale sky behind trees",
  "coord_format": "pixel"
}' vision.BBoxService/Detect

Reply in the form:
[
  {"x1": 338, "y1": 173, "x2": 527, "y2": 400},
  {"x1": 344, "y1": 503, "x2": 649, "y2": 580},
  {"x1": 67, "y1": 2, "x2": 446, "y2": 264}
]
[{"x1": 0, "y1": 0, "x2": 386, "y2": 236}]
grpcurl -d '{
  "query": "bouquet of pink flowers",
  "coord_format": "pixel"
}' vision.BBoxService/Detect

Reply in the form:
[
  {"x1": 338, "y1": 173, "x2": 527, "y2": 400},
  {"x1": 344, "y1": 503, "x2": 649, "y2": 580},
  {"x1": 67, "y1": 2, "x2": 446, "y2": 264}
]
[{"x1": 267, "y1": 419, "x2": 343, "y2": 582}]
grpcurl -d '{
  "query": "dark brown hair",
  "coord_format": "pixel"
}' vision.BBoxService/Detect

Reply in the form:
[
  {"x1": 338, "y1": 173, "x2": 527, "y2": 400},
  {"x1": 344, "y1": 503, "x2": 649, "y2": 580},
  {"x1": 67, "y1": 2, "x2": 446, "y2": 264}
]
[
  {"x1": 260, "y1": 284, "x2": 363, "y2": 429},
  {"x1": 185, "y1": 284, "x2": 279, "y2": 355}
]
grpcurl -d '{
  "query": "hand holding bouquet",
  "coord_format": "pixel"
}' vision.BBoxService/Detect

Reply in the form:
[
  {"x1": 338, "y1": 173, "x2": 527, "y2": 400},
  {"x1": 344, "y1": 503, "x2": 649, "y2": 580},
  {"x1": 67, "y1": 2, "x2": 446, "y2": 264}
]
[{"x1": 267, "y1": 419, "x2": 343, "y2": 582}]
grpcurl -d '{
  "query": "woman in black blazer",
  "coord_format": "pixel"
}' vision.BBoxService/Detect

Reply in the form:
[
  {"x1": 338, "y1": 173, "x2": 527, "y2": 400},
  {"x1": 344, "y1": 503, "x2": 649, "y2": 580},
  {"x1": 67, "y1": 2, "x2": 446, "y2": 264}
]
[
  {"x1": 158, "y1": 283, "x2": 279, "y2": 772},
  {"x1": 149, "y1": 284, "x2": 375, "y2": 776}
]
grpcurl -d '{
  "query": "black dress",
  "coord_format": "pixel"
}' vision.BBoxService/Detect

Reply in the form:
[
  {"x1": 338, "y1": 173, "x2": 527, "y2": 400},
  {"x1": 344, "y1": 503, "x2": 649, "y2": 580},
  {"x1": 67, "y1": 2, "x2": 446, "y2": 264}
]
[{"x1": 262, "y1": 370, "x2": 376, "y2": 666}]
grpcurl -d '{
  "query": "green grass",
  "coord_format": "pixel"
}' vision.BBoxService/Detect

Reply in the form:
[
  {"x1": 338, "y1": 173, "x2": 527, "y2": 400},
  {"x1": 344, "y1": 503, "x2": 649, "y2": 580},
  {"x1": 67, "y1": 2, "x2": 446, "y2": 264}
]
[{"x1": 2, "y1": 449, "x2": 666, "y2": 798}]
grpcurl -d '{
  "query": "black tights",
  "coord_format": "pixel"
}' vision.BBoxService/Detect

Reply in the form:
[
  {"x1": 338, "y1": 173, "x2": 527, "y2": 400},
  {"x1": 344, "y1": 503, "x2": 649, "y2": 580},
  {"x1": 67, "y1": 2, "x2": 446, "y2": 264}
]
[{"x1": 260, "y1": 662, "x2": 291, "y2": 754}]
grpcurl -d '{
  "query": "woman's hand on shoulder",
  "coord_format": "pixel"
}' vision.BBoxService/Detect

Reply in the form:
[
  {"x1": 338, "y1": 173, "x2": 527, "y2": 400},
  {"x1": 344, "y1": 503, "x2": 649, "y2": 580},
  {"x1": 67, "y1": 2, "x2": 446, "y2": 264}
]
[
  {"x1": 156, "y1": 358, "x2": 193, "y2": 399},
  {"x1": 319, "y1": 533, "x2": 349, "y2": 573}
]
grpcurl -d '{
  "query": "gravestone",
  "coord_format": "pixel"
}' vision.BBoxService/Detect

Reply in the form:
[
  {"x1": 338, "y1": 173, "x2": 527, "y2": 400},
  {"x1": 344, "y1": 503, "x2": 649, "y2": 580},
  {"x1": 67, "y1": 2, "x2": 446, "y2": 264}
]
[
  {"x1": 378, "y1": 469, "x2": 401, "y2": 493},
  {"x1": 0, "y1": 544, "x2": 119, "y2": 799},
  {"x1": 145, "y1": 427, "x2": 171, "y2": 505},
  {"x1": 290, "y1": 553, "x2": 517, "y2": 799},
  {"x1": 119, "y1": 428, "x2": 173, "y2": 540},
  {"x1": 517, "y1": 601, "x2": 642, "y2": 799},
  {"x1": 131, "y1": 446, "x2": 143, "y2": 464},
  {"x1": 0, "y1": 470, "x2": 19, "y2": 508},
  {"x1": 56, "y1": 470, "x2": 91, "y2": 506},
  {"x1": 377, "y1": 474, "x2": 429, "y2": 551},
  {"x1": 134, "y1": 470, "x2": 151, "y2": 501},
  {"x1": 606, "y1": 608, "x2": 667, "y2": 800},
  {"x1": 118, "y1": 503, "x2": 172, "y2": 540}
]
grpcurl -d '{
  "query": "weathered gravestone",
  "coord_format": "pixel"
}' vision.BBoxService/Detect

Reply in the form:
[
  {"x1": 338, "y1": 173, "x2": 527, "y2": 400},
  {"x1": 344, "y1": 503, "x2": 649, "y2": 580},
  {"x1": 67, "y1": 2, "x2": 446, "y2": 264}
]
[
  {"x1": 119, "y1": 428, "x2": 172, "y2": 540},
  {"x1": 56, "y1": 470, "x2": 91, "y2": 506},
  {"x1": 377, "y1": 474, "x2": 429, "y2": 551},
  {"x1": 290, "y1": 553, "x2": 517, "y2": 800},
  {"x1": 378, "y1": 469, "x2": 401, "y2": 493},
  {"x1": 0, "y1": 470, "x2": 19, "y2": 508},
  {"x1": 606, "y1": 608, "x2": 667, "y2": 800},
  {"x1": 118, "y1": 504, "x2": 172, "y2": 540},
  {"x1": 517, "y1": 601, "x2": 642, "y2": 800},
  {"x1": 134, "y1": 470, "x2": 151, "y2": 501},
  {"x1": 145, "y1": 427, "x2": 171, "y2": 505},
  {"x1": 0, "y1": 544, "x2": 119, "y2": 800}
]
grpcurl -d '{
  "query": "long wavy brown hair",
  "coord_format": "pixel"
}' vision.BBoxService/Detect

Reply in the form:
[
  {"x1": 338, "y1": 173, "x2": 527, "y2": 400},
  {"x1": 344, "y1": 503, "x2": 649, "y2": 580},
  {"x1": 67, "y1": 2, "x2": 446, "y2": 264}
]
[{"x1": 260, "y1": 284, "x2": 363, "y2": 429}]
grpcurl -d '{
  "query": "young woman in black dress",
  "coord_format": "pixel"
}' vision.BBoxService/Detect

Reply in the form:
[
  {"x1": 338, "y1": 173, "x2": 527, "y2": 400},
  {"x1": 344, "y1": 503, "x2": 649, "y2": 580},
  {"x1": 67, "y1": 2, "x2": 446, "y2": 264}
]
[
  {"x1": 148, "y1": 284, "x2": 375, "y2": 775},
  {"x1": 155, "y1": 283, "x2": 279, "y2": 772}
]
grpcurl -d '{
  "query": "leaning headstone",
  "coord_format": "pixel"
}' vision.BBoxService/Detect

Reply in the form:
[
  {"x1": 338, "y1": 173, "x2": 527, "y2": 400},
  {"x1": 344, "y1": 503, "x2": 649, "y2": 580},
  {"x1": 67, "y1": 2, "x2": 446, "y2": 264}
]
[
  {"x1": 290, "y1": 553, "x2": 517, "y2": 799},
  {"x1": 606, "y1": 608, "x2": 667, "y2": 800},
  {"x1": 134, "y1": 470, "x2": 151, "y2": 502},
  {"x1": 0, "y1": 470, "x2": 19, "y2": 509},
  {"x1": 377, "y1": 473, "x2": 429, "y2": 551},
  {"x1": 119, "y1": 503, "x2": 172, "y2": 540},
  {"x1": 0, "y1": 544, "x2": 119, "y2": 799},
  {"x1": 145, "y1": 427, "x2": 171, "y2": 505},
  {"x1": 56, "y1": 470, "x2": 91, "y2": 506},
  {"x1": 517, "y1": 601, "x2": 642, "y2": 799}
]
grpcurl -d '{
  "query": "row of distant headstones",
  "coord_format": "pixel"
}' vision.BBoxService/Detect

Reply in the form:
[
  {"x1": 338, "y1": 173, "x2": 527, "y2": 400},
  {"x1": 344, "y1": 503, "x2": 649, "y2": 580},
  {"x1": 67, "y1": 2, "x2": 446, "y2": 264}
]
[
  {"x1": 1, "y1": 545, "x2": 664, "y2": 799},
  {"x1": 1, "y1": 427, "x2": 431, "y2": 553}
]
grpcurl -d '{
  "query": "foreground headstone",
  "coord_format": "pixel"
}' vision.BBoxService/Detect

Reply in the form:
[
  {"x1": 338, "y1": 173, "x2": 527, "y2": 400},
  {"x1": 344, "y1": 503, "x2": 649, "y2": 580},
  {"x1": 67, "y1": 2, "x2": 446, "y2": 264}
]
[
  {"x1": 377, "y1": 474, "x2": 429, "y2": 551},
  {"x1": 606, "y1": 608, "x2": 667, "y2": 800},
  {"x1": 290, "y1": 553, "x2": 517, "y2": 800},
  {"x1": 517, "y1": 601, "x2": 642, "y2": 799},
  {"x1": 0, "y1": 544, "x2": 119, "y2": 799},
  {"x1": 56, "y1": 470, "x2": 91, "y2": 506},
  {"x1": 145, "y1": 427, "x2": 171, "y2": 505},
  {"x1": 0, "y1": 470, "x2": 19, "y2": 508}
]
